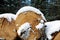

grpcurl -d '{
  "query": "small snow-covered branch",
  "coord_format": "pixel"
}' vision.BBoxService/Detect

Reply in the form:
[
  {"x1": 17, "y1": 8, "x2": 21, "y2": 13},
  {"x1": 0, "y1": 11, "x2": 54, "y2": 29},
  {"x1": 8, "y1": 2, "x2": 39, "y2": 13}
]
[
  {"x1": 35, "y1": 19, "x2": 45, "y2": 30},
  {"x1": 35, "y1": 23, "x2": 44, "y2": 30},
  {"x1": 17, "y1": 22, "x2": 31, "y2": 39}
]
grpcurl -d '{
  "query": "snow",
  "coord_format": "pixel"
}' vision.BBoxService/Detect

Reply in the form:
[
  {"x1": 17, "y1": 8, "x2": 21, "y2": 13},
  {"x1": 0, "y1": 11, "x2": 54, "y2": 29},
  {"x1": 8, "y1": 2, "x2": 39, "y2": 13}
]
[
  {"x1": 16, "y1": 6, "x2": 46, "y2": 21},
  {"x1": 17, "y1": 22, "x2": 31, "y2": 39},
  {"x1": 35, "y1": 20, "x2": 44, "y2": 30},
  {"x1": 35, "y1": 23, "x2": 44, "y2": 30},
  {"x1": 21, "y1": 28, "x2": 31, "y2": 40},
  {"x1": 45, "y1": 20, "x2": 60, "y2": 40},
  {"x1": 0, "y1": 38, "x2": 5, "y2": 40},
  {"x1": 40, "y1": 20, "x2": 44, "y2": 24},
  {"x1": 35, "y1": 20, "x2": 60, "y2": 40},
  {"x1": 0, "y1": 13, "x2": 16, "y2": 22}
]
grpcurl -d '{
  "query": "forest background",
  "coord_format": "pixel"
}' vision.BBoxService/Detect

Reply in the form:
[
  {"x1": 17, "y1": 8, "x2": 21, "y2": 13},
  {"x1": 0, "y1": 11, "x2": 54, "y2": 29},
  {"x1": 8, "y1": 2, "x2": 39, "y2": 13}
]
[{"x1": 0, "y1": 0, "x2": 60, "y2": 21}]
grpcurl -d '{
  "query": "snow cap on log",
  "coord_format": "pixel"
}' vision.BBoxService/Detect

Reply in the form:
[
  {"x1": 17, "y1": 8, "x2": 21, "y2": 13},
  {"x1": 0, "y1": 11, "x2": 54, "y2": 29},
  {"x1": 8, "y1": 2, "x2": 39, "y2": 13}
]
[
  {"x1": 16, "y1": 6, "x2": 46, "y2": 21},
  {"x1": 0, "y1": 13, "x2": 16, "y2": 22}
]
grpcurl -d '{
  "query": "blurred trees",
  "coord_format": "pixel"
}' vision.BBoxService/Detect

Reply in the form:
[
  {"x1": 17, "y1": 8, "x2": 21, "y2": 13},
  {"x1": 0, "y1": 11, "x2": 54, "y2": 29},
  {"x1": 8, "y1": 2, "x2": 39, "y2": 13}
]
[
  {"x1": 0, "y1": 0, "x2": 21, "y2": 14},
  {"x1": 32, "y1": 0, "x2": 60, "y2": 21},
  {"x1": 0, "y1": 0, "x2": 60, "y2": 21}
]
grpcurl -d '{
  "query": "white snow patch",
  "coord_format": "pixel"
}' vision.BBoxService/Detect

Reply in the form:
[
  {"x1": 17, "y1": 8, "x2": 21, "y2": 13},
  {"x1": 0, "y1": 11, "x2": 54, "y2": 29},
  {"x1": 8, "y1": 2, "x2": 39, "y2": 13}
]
[
  {"x1": 40, "y1": 20, "x2": 44, "y2": 24},
  {"x1": 16, "y1": 6, "x2": 46, "y2": 21},
  {"x1": 35, "y1": 20, "x2": 44, "y2": 30},
  {"x1": 21, "y1": 28, "x2": 31, "y2": 40},
  {"x1": 0, "y1": 13, "x2": 16, "y2": 22},
  {"x1": 35, "y1": 23, "x2": 44, "y2": 30},
  {"x1": 17, "y1": 22, "x2": 31, "y2": 39},
  {"x1": 45, "y1": 20, "x2": 60, "y2": 40}
]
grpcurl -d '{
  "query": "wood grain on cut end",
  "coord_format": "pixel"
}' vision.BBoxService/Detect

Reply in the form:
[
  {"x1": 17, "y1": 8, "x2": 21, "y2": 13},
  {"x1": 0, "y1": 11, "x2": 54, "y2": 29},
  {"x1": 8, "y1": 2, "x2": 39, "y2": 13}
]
[
  {"x1": 0, "y1": 18, "x2": 17, "y2": 40},
  {"x1": 15, "y1": 11, "x2": 43, "y2": 40}
]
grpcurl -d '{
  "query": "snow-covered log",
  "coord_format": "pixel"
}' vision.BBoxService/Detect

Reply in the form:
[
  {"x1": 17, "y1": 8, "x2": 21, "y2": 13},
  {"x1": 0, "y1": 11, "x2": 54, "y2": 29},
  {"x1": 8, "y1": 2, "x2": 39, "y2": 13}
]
[
  {"x1": 16, "y1": 6, "x2": 46, "y2": 40},
  {"x1": 0, "y1": 13, "x2": 17, "y2": 40},
  {"x1": 45, "y1": 20, "x2": 60, "y2": 40}
]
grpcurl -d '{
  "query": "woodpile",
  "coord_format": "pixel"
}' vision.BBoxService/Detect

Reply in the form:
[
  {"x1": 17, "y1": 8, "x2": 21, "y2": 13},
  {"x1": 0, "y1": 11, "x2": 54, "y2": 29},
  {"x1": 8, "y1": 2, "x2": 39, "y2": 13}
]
[
  {"x1": 0, "y1": 6, "x2": 46, "y2": 40},
  {"x1": 0, "y1": 6, "x2": 60, "y2": 40}
]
